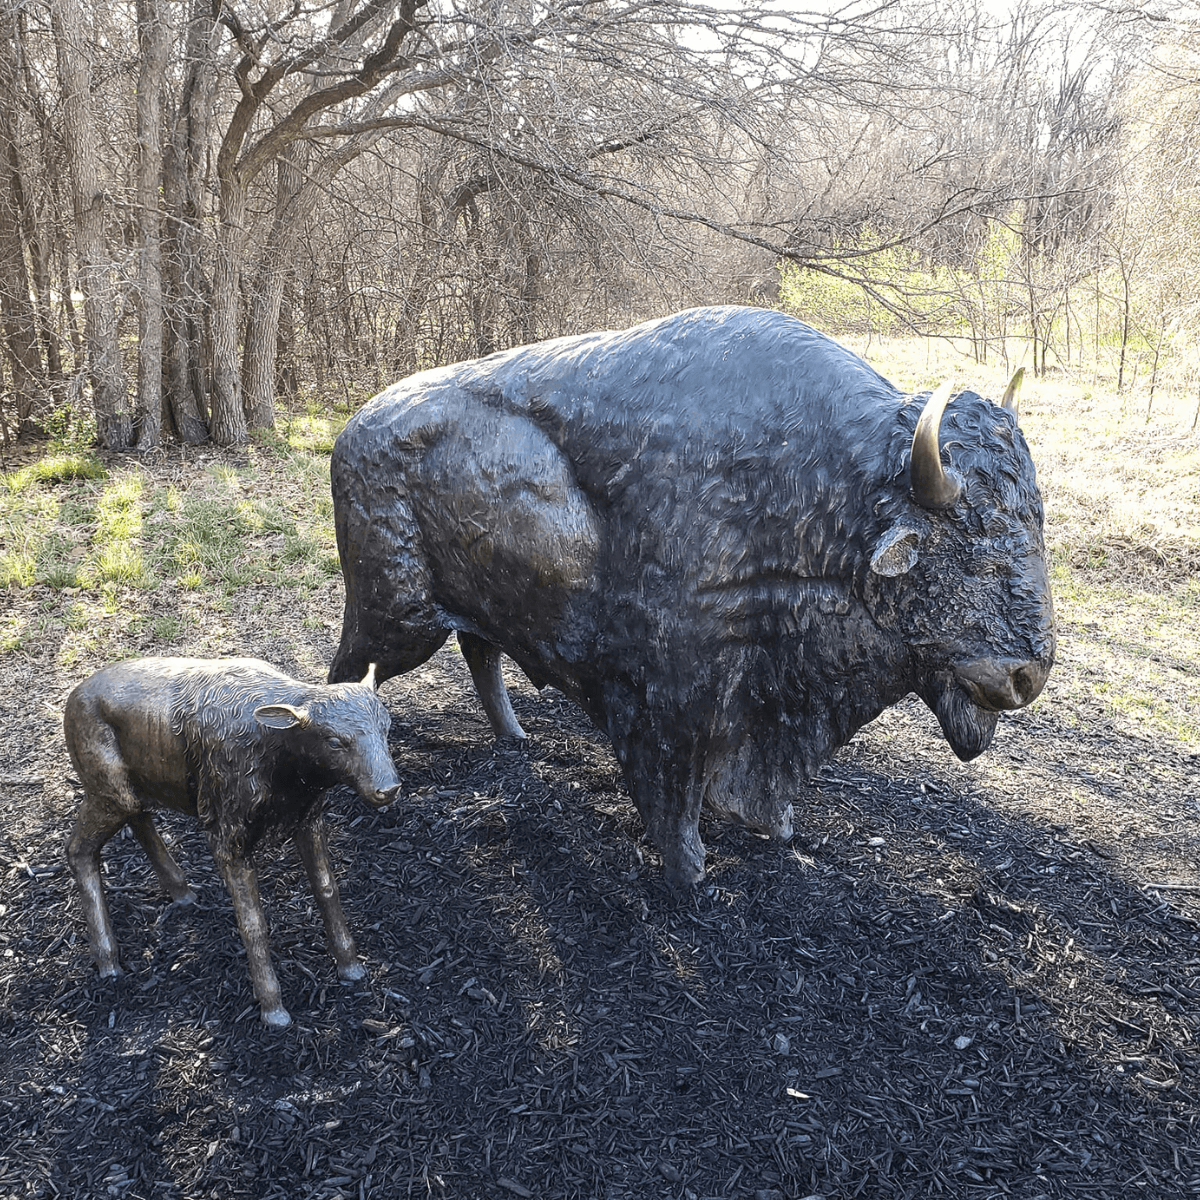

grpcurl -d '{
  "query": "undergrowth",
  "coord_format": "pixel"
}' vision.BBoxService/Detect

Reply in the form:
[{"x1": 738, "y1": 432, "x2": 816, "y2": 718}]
[{"x1": 0, "y1": 420, "x2": 342, "y2": 662}]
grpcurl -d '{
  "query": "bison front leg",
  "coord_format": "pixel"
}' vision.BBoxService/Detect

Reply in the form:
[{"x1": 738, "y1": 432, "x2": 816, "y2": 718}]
[
  {"x1": 617, "y1": 729, "x2": 707, "y2": 889},
  {"x1": 293, "y1": 816, "x2": 365, "y2": 983},
  {"x1": 210, "y1": 846, "x2": 290, "y2": 1027},
  {"x1": 327, "y1": 484, "x2": 450, "y2": 686},
  {"x1": 458, "y1": 632, "x2": 527, "y2": 740}
]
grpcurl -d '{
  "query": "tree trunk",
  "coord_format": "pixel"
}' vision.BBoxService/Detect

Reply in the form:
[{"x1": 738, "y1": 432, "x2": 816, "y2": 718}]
[
  {"x1": 0, "y1": 11, "x2": 46, "y2": 435},
  {"x1": 242, "y1": 154, "x2": 307, "y2": 431},
  {"x1": 51, "y1": 0, "x2": 132, "y2": 449},
  {"x1": 1118, "y1": 266, "x2": 1131, "y2": 393},
  {"x1": 133, "y1": 0, "x2": 172, "y2": 449},
  {"x1": 161, "y1": 0, "x2": 217, "y2": 444},
  {"x1": 208, "y1": 183, "x2": 248, "y2": 445},
  {"x1": 12, "y1": 5, "x2": 64, "y2": 396}
]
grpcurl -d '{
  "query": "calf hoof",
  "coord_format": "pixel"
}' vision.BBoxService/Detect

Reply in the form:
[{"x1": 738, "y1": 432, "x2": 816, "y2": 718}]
[
  {"x1": 338, "y1": 961, "x2": 367, "y2": 983},
  {"x1": 96, "y1": 960, "x2": 124, "y2": 980},
  {"x1": 260, "y1": 1005, "x2": 292, "y2": 1028}
]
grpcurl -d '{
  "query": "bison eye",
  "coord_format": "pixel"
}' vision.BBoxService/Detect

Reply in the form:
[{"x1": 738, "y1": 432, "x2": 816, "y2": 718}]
[{"x1": 326, "y1": 735, "x2": 347, "y2": 750}]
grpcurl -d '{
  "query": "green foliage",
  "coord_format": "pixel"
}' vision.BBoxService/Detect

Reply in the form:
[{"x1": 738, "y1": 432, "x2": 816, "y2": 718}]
[
  {"x1": 44, "y1": 405, "x2": 98, "y2": 456},
  {"x1": 775, "y1": 212, "x2": 1200, "y2": 392},
  {"x1": 778, "y1": 230, "x2": 971, "y2": 338}
]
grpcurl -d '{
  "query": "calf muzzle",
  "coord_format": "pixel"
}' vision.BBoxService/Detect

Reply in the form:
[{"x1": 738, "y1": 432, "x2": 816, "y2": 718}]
[{"x1": 366, "y1": 782, "x2": 403, "y2": 807}]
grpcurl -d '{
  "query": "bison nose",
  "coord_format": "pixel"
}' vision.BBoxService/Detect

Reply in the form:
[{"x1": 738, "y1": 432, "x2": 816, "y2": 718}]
[
  {"x1": 956, "y1": 657, "x2": 1049, "y2": 711},
  {"x1": 370, "y1": 783, "x2": 402, "y2": 807}
]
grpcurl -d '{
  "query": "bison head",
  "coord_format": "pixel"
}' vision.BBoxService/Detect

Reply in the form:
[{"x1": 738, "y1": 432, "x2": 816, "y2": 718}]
[{"x1": 864, "y1": 375, "x2": 1055, "y2": 761}]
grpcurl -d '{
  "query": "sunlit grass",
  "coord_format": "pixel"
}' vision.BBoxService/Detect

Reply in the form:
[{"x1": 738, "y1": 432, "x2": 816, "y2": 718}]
[
  {"x1": 84, "y1": 473, "x2": 146, "y2": 586},
  {"x1": 1047, "y1": 573, "x2": 1199, "y2": 745},
  {"x1": 3, "y1": 454, "x2": 106, "y2": 493},
  {"x1": 278, "y1": 408, "x2": 350, "y2": 455}
]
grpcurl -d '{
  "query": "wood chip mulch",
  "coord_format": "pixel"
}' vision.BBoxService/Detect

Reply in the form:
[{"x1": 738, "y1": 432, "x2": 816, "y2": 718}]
[{"x1": 2, "y1": 648, "x2": 1198, "y2": 1199}]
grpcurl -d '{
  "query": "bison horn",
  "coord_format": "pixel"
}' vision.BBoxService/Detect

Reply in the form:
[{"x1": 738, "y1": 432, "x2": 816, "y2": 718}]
[
  {"x1": 1000, "y1": 367, "x2": 1024, "y2": 416},
  {"x1": 910, "y1": 381, "x2": 961, "y2": 510},
  {"x1": 361, "y1": 662, "x2": 378, "y2": 690}
]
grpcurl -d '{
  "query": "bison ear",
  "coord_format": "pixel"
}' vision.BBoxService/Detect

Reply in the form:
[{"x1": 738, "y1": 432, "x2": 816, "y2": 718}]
[
  {"x1": 254, "y1": 703, "x2": 309, "y2": 730},
  {"x1": 870, "y1": 524, "x2": 922, "y2": 578},
  {"x1": 361, "y1": 663, "x2": 378, "y2": 690}
]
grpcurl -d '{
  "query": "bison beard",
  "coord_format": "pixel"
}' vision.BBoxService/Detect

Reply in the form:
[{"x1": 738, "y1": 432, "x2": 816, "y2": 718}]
[
  {"x1": 328, "y1": 306, "x2": 1055, "y2": 887},
  {"x1": 926, "y1": 673, "x2": 1001, "y2": 762}
]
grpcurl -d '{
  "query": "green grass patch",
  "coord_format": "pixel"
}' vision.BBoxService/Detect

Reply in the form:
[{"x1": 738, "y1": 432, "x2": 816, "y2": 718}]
[
  {"x1": 1052, "y1": 576, "x2": 1199, "y2": 746},
  {"x1": 279, "y1": 409, "x2": 350, "y2": 456},
  {"x1": 3, "y1": 454, "x2": 107, "y2": 493},
  {"x1": 83, "y1": 473, "x2": 146, "y2": 586}
]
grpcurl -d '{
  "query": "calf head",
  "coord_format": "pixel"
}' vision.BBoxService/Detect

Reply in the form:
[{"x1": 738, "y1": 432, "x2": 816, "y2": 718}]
[
  {"x1": 255, "y1": 665, "x2": 401, "y2": 803},
  {"x1": 865, "y1": 377, "x2": 1056, "y2": 761}
]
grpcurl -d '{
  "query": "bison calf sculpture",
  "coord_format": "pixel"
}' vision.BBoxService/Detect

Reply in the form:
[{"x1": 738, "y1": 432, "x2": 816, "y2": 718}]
[
  {"x1": 63, "y1": 657, "x2": 401, "y2": 1026},
  {"x1": 329, "y1": 306, "x2": 1055, "y2": 886}
]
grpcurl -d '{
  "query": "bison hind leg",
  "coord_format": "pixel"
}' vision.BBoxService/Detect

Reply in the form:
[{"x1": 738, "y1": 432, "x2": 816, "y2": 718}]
[{"x1": 459, "y1": 632, "x2": 528, "y2": 740}]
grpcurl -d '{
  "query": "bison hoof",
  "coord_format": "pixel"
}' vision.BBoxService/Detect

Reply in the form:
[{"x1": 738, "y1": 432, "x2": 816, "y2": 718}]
[
  {"x1": 338, "y1": 961, "x2": 368, "y2": 983},
  {"x1": 772, "y1": 805, "x2": 795, "y2": 842},
  {"x1": 662, "y1": 852, "x2": 706, "y2": 890},
  {"x1": 261, "y1": 1006, "x2": 292, "y2": 1028}
]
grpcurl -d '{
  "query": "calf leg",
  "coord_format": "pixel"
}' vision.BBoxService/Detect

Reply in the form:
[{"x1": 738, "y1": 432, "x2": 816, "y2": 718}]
[
  {"x1": 64, "y1": 718, "x2": 149, "y2": 976},
  {"x1": 293, "y1": 817, "x2": 364, "y2": 982},
  {"x1": 128, "y1": 813, "x2": 197, "y2": 907},
  {"x1": 210, "y1": 846, "x2": 289, "y2": 1027},
  {"x1": 459, "y1": 632, "x2": 527, "y2": 740},
  {"x1": 65, "y1": 801, "x2": 129, "y2": 977}
]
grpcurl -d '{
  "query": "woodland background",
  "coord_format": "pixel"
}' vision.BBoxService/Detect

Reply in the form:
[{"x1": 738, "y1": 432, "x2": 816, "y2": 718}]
[{"x1": 4, "y1": 0, "x2": 1200, "y2": 450}]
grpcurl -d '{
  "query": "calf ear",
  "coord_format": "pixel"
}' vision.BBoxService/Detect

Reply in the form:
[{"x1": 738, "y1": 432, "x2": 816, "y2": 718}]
[
  {"x1": 870, "y1": 524, "x2": 922, "y2": 578},
  {"x1": 254, "y1": 703, "x2": 309, "y2": 729}
]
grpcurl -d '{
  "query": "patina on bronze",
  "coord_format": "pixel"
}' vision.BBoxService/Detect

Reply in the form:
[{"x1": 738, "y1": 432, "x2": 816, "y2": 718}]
[
  {"x1": 328, "y1": 307, "x2": 1055, "y2": 888},
  {"x1": 63, "y1": 657, "x2": 401, "y2": 1026}
]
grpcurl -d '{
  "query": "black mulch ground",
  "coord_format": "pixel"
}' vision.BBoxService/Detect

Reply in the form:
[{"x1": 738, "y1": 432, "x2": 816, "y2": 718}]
[{"x1": 2, "y1": 645, "x2": 1199, "y2": 1200}]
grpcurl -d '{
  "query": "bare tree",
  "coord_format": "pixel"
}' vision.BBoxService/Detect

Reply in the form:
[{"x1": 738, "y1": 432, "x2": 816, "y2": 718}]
[
  {"x1": 133, "y1": 0, "x2": 172, "y2": 448},
  {"x1": 0, "y1": 0, "x2": 45, "y2": 440},
  {"x1": 50, "y1": 0, "x2": 131, "y2": 449}
]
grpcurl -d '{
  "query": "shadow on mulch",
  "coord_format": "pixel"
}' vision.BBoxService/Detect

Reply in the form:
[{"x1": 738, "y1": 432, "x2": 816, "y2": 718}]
[{"x1": 2, "y1": 649, "x2": 1198, "y2": 1200}]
